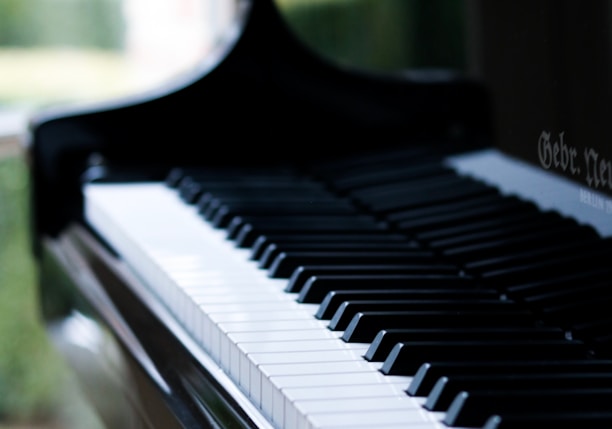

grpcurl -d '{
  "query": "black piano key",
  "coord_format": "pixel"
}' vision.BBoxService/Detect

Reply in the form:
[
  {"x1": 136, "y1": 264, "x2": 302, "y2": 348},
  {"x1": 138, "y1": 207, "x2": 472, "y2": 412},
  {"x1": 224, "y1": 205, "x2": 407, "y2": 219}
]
[
  {"x1": 316, "y1": 288, "x2": 500, "y2": 320},
  {"x1": 311, "y1": 146, "x2": 438, "y2": 178},
  {"x1": 297, "y1": 274, "x2": 474, "y2": 303},
  {"x1": 166, "y1": 167, "x2": 279, "y2": 187},
  {"x1": 202, "y1": 189, "x2": 340, "y2": 215},
  {"x1": 351, "y1": 170, "x2": 485, "y2": 197},
  {"x1": 539, "y1": 295, "x2": 612, "y2": 328},
  {"x1": 407, "y1": 360, "x2": 612, "y2": 397},
  {"x1": 588, "y1": 334, "x2": 612, "y2": 358},
  {"x1": 443, "y1": 388, "x2": 612, "y2": 428},
  {"x1": 327, "y1": 161, "x2": 454, "y2": 193},
  {"x1": 178, "y1": 177, "x2": 211, "y2": 203},
  {"x1": 380, "y1": 339, "x2": 590, "y2": 375},
  {"x1": 483, "y1": 412, "x2": 612, "y2": 429},
  {"x1": 413, "y1": 210, "x2": 542, "y2": 243},
  {"x1": 504, "y1": 267, "x2": 612, "y2": 300},
  {"x1": 166, "y1": 166, "x2": 298, "y2": 185},
  {"x1": 426, "y1": 372, "x2": 612, "y2": 412},
  {"x1": 267, "y1": 250, "x2": 435, "y2": 279},
  {"x1": 210, "y1": 200, "x2": 357, "y2": 228},
  {"x1": 165, "y1": 167, "x2": 192, "y2": 187},
  {"x1": 384, "y1": 192, "x2": 504, "y2": 225},
  {"x1": 428, "y1": 224, "x2": 541, "y2": 252},
  {"x1": 181, "y1": 176, "x2": 324, "y2": 204},
  {"x1": 341, "y1": 309, "x2": 537, "y2": 343},
  {"x1": 428, "y1": 215, "x2": 582, "y2": 250},
  {"x1": 285, "y1": 264, "x2": 461, "y2": 293},
  {"x1": 572, "y1": 320, "x2": 612, "y2": 344},
  {"x1": 395, "y1": 198, "x2": 537, "y2": 233},
  {"x1": 360, "y1": 179, "x2": 499, "y2": 214},
  {"x1": 442, "y1": 225, "x2": 599, "y2": 264},
  {"x1": 364, "y1": 326, "x2": 567, "y2": 362},
  {"x1": 349, "y1": 172, "x2": 471, "y2": 201},
  {"x1": 234, "y1": 223, "x2": 387, "y2": 248},
  {"x1": 478, "y1": 246, "x2": 612, "y2": 289},
  {"x1": 467, "y1": 237, "x2": 612, "y2": 282},
  {"x1": 251, "y1": 233, "x2": 410, "y2": 260},
  {"x1": 328, "y1": 299, "x2": 514, "y2": 331},
  {"x1": 385, "y1": 192, "x2": 538, "y2": 224},
  {"x1": 226, "y1": 214, "x2": 380, "y2": 240},
  {"x1": 199, "y1": 193, "x2": 337, "y2": 217},
  {"x1": 257, "y1": 241, "x2": 420, "y2": 269},
  {"x1": 521, "y1": 281, "x2": 611, "y2": 310}
]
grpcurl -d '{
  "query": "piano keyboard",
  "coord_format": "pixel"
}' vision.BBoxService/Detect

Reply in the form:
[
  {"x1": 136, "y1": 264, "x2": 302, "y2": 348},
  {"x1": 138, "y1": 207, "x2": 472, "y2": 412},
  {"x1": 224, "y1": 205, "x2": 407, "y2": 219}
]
[{"x1": 84, "y1": 147, "x2": 612, "y2": 429}]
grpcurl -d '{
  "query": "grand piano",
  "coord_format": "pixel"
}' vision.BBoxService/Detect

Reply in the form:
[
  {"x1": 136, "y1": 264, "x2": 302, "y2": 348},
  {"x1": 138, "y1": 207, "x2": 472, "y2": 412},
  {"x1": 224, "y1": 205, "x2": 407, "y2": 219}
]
[{"x1": 27, "y1": 0, "x2": 612, "y2": 428}]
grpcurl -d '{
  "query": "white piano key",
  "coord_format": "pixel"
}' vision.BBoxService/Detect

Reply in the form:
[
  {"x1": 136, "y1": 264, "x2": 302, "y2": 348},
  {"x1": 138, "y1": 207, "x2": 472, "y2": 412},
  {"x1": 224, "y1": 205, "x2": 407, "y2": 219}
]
[
  {"x1": 267, "y1": 367, "x2": 413, "y2": 426},
  {"x1": 250, "y1": 359, "x2": 380, "y2": 412},
  {"x1": 218, "y1": 319, "x2": 328, "y2": 334},
  {"x1": 298, "y1": 395, "x2": 421, "y2": 415},
  {"x1": 314, "y1": 422, "x2": 445, "y2": 429},
  {"x1": 239, "y1": 339, "x2": 369, "y2": 354},
  {"x1": 229, "y1": 329, "x2": 342, "y2": 343},
  {"x1": 209, "y1": 302, "x2": 320, "y2": 319},
  {"x1": 255, "y1": 350, "x2": 396, "y2": 418},
  {"x1": 211, "y1": 310, "x2": 317, "y2": 323},
  {"x1": 282, "y1": 382, "x2": 424, "y2": 428},
  {"x1": 192, "y1": 288, "x2": 296, "y2": 300},
  {"x1": 216, "y1": 320, "x2": 328, "y2": 378},
  {"x1": 268, "y1": 371, "x2": 412, "y2": 391},
  {"x1": 304, "y1": 408, "x2": 434, "y2": 429},
  {"x1": 239, "y1": 340, "x2": 370, "y2": 395},
  {"x1": 282, "y1": 382, "x2": 409, "y2": 402}
]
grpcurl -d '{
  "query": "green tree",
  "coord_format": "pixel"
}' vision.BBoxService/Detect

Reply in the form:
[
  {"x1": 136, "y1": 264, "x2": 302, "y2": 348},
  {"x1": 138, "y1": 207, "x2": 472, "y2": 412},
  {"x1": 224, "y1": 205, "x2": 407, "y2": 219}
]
[{"x1": 0, "y1": 0, "x2": 124, "y2": 49}]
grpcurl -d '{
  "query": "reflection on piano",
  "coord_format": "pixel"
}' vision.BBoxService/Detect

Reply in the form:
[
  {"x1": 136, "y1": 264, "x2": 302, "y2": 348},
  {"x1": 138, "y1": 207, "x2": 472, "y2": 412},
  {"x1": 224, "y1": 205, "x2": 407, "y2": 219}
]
[{"x1": 27, "y1": 0, "x2": 612, "y2": 428}]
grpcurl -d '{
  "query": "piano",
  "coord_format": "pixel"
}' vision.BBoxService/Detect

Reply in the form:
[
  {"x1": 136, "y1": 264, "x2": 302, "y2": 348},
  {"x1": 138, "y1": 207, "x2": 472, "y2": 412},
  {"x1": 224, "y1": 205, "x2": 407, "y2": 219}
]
[{"x1": 26, "y1": 0, "x2": 612, "y2": 428}]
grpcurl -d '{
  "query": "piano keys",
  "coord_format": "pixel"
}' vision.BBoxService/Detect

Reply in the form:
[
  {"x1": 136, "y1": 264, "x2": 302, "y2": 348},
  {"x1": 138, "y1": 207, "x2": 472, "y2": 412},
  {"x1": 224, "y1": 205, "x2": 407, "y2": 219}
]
[
  {"x1": 27, "y1": 0, "x2": 612, "y2": 428},
  {"x1": 78, "y1": 143, "x2": 612, "y2": 428}
]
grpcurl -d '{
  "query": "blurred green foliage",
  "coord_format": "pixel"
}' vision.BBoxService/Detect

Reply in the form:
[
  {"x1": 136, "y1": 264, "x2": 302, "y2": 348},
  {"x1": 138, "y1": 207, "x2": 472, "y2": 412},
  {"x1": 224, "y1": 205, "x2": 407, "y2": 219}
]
[
  {"x1": 278, "y1": 0, "x2": 466, "y2": 72},
  {"x1": 0, "y1": 155, "x2": 69, "y2": 424},
  {"x1": 0, "y1": 0, "x2": 124, "y2": 49}
]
